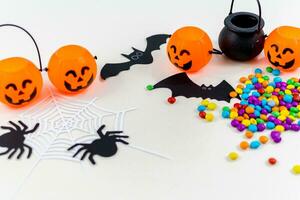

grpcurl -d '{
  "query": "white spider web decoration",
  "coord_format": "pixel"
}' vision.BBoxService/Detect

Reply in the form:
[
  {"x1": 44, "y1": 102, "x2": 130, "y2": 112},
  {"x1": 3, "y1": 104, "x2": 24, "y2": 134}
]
[{"x1": 10, "y1": 90, "x2": 170, "y2": 200}]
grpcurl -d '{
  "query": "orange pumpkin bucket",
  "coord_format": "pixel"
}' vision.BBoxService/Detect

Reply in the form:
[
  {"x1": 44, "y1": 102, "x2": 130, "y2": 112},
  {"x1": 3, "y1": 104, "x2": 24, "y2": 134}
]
[{"x1": 264, "y1": 26, "x2": 300, "y2": 72}]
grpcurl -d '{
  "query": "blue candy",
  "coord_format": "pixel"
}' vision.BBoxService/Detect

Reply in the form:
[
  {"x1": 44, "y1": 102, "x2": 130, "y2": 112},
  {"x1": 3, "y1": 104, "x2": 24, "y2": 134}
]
[
  {"x1": 197, "y1": 105, "x2": 206, "y2": 112},
  {"x1": 273, "y1": 77, "x2": 282, "y2": 83},
  {"x1": 241, "y1": 93, "x2": 249, "y2": 100},
  {"x1": 283, "y1": 94, "x2": 293, "y2": 103},
  {"x1": 248, "y1": 124, "x2": 258, "y2": 132},
  {"x1": 222, "y1": 111, "x2": 230, "y2": 118},
  {"x1": 266, "y1": 121, "x2": 275, "y2": 129},
  {"x1": 250, "y1": 141, "x2": 261, "y2": 149},
  {"x1": 272, "y1": 69, "x2": 281, "y2": 76},
  {"x1": 255, "y1": 68, "x2": 263, "y2": 74}
]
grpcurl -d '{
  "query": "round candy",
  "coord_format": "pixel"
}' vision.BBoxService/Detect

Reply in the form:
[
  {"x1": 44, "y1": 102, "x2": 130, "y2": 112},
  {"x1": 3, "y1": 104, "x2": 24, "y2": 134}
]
[
  {"x1": 168, "y1": 97, "x2": 176, "y2": 104},
  {"x1": 228, "y1": 152, "x2": 239, "y2": 161},
  {"x1": 255, "y1": 68, "x2": 262, "y2": 74},
  {"x1": 248, "y1": 124, "x2": 258, "y2": 132},
  {"x1": 259, "y1": 136, "x2": 269, "y2": 144},
  {"x1": 266, "y1": 122, "x2": 275, "y2": 129},
  {"x1": 207, "y1": 103, "x2": 217, "y2": 110},
  {"x1": 268, "y1": 157, "x2": 277, "y2": 165},
  {"x1": 201, "y1": 99, "x2": 210, "y2": 106},
  {"x1": 266, "y1": 66, "x2": 273, "y2": 73},
  {"x1": 222, "y1": 110, "x2": 230, "y2": 118},
  {"x1": 292, "y1": 165, "x2": 300, "y2": 174},
  {"x1": 199, "y1": 111, "x2": 206, "y2": 119},
  {"x1": 146, "y1": 84, "x2": 154, "y2": 91},
  {"x1": 272, "y1": 69, "x2": 281, "y2": 76},
  {"x1": 240, "y1": 141, "x2": 249, "y2": 150},
  {"x1": 229, "y1": 91, "x2": 238, "y2": 98},
  {"x1": 245, "y1": 131, "x2": 254, "y2": 139},
  {"x1": 250, "y1": 141, "x2": 261, "y2": 149},
  {"x1": 197, "y1": 105, "x2": 206, "y2": 112},
  {"x1": 205, "y1": 113, "x2": 214, "y2": 122}
]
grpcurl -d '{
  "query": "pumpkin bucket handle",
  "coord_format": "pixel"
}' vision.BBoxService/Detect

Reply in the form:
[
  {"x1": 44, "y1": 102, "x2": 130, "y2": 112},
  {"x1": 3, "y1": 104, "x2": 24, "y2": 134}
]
[
  {"x1": 228, "y1": 0, "x2": 262, "y2": 32},
  {"x1": 0, "y1": 24, "x2": 43, "y2": 72}
]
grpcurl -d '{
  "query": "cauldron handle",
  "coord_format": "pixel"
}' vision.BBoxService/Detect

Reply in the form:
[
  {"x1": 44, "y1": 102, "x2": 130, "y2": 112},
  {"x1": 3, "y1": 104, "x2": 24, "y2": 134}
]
[{"x1": 229, "y1": 0, "x2": 262, "y2": 32}]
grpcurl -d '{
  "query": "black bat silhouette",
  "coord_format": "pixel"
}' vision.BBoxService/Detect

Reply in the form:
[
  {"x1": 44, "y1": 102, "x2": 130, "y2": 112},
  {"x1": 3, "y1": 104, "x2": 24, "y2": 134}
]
[
  {"x1": 100, "y1": 34, "x2": 170, "y2": 80},
  {"x1": 149, "y1": 72, "x2": 240, "y2": 102}
]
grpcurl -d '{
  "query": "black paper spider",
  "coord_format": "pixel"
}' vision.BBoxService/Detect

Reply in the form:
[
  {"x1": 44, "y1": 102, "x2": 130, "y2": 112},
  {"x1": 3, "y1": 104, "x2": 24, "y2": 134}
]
[
  {"x1": 68, "y1": 125, "x2": 129, "y2": 165},
  {"x1": 0, "y1": 121, "x2": 39, "y2": 159}
]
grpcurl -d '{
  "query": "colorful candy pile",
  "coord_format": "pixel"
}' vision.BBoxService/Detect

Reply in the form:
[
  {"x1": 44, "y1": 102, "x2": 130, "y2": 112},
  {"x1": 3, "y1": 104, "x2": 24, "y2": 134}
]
[
  {"x1": 197, "y1": 99, "x2": 217, "y2": 122},
  {"x1": 222, "y1": 67, "x2": 300, "y2": 149}
]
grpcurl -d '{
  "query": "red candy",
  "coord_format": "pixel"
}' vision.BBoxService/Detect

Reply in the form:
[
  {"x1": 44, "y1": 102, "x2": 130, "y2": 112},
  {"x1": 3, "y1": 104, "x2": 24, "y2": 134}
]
[
  {"x1": 167, "y1": 97, "x2": 176, "y2": 104},
  {"x1": 268, "y1": 157, "x2": 277, "y2": 165},
  {"x1": 199, "y1": 111, "x2": 206, "y2": 119}
]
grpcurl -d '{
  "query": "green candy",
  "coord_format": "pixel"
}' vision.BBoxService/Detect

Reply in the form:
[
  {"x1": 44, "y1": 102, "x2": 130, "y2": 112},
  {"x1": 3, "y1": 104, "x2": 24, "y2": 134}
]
[
  {"x1": 263, "y1": 93, "x2": 271, "y2": 98},
  {"x1": 272, "y1": 111, "x2": 280, "y2": 118},
  {"x1": 146, "y1": 85, "x2": 154, "y2": 91},
  {"x1": 256, "y1": 118, "x2": 264, "y2": 124},
  {"x1": 222, "y1": 106, "x2": 230, "y2": 112},
  {"x1": 279, "y1": 91, "x2": 285, "y2": 96},
  {"x1": 266, "y1": 66, "x2": 273, "y2": 73},
  {"x1": 263, "y1": 76, "x2": 270, "y2": 81},
  {"x1": 287, "y1": 79, "x2": 295, "y2": 85},
  {"x1": 295, "y1": 83, "x2": 300, "y2": 87},
  {"x1": 290, "y1": 107, "x2": 299, "y2": 113}
]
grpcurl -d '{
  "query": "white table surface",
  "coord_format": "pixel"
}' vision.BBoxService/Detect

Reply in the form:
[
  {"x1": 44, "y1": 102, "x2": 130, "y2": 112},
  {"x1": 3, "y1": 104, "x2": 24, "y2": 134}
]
[{"x1": 0, "y1": 0, "x2": 300, "y2": 199}]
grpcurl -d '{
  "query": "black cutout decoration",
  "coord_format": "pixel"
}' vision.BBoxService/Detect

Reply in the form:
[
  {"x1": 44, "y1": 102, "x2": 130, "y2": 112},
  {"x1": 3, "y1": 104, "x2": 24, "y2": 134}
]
[
  {"x1": 149, "y1": 72, "x2": 239, "y2": 103},
  {"x1": 0, "y1": 121, "x2": 39, "y2": 159},
  {"x1": 100, "y1": 34, "x2": 171, "y2": 80},
  {"x1": 68, "y1": 125, "x2": 129, "y2": 165}
]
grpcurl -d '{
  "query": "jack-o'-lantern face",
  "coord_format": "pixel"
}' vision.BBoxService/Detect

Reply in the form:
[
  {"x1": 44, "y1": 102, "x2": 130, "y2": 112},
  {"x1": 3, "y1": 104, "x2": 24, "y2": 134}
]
[
  {"x1": 0, "y1": 57, "x2": 43, "y2": 107},
  {"x1": 47, "y1": 45, "x2": 97, "y2": 94},
  {"x1": 167, "y1": 26, "x2": 213, "y2": 73},
  {"x1": 264, "y1": 26, "x2": 300, "y2": 72}
]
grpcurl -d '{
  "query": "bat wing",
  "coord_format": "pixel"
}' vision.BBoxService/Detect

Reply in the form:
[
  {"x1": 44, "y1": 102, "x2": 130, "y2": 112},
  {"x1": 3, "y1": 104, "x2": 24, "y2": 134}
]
[
  {"x1": 144, "y1": 34, "x2": 171, "y2": 54},
  {"x1": 153, "y1": 73, "x2": 239, "y2": 102},
  {"x1": 100, "y1": 61, "x2": 134, "y2": 80}
]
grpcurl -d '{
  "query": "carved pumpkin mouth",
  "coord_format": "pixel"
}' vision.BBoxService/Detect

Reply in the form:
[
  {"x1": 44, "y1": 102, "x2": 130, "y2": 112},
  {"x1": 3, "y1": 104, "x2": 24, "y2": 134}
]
[
  {"x1": 5, "y1": 87, "x2": 37, "y2": 106},
  {"x1": 64, "y1": 75, "x2": 94, "y2": 92},
  {"x1": 267, "y1": 51, "x2": 295, "y2": 69},
  {"x1": 174, "y1": 61, "x2": 193, "y2": 71}
]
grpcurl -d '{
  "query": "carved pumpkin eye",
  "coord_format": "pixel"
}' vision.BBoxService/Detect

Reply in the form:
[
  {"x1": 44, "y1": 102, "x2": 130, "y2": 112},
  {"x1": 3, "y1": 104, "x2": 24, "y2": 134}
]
[
  {"x1": 81, "y1": 66, "x2": 90, "y2": 75},
  {"x1": 180, "y1": 50, "x2": 190, "y2": 56},
  {"x1": 65, "y1": 70, "x2": 77, "y2": 78},
  {"x1": 170, "y1": 45, "x2": 176, "y2": 53},
  {"x1": 283, "y1": 48, "x2": 294, "y2": 55},
  {"x1": 271, "y1": 44, "x2": 279, "y2": 52},
  {"x1": 5, "y1": 83, "x2": 17, "y2": 91},
  {"x1": 22, "y1": 79, "x2": 32, "y2": 89}
]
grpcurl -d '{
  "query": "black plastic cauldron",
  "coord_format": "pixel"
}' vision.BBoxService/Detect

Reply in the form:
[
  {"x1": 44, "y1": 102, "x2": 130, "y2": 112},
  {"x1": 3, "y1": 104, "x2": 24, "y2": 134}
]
[{"x1": 218, "y1": 0, "x2": 265, "y2": 61}]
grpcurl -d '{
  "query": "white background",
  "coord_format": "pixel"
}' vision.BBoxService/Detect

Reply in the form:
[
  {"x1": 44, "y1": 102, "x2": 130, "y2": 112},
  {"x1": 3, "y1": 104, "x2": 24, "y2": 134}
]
[{"x1": 0, "y1": 0, "x2": 299, "y2": 199}]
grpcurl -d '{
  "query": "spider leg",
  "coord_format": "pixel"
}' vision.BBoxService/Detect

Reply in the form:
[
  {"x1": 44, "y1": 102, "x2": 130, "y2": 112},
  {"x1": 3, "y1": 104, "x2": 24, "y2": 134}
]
[
  {"x1": 25, "y1": 123, "x2": 40, "y2": 135},
  {"x1": 0, "y1": 126, "x2": 14, "y2": 132},
  {"x1": 24, "y1": 144, "x2": 32, "y2": 158},
  {"x1": 72, "y1": 147, "x2": 87, "y2": 158},
  {"x1": 88, "y1": 154, "x2": 96, "y2": 165},
  {"x1": 18, "y1": 121, "x2": 28, "y2": 131},
  {"x1": 8, "y1": 148, "x2": 17, "y2": 159},
  {"x1": 97, "y1": 125, "x2": 106, "y2": 137},
  {"x1": 106, "y1": 131, "x2": 123, "y2": 136},
  {"x1": 17, "y1": 147, "x2": 25, "y2": 159},
  {"x1": 115, "y1": 139, "x2": 129, "y2": 145},
  {"x1": 111, "y1": 135, "x2": 129, "y2": 139},
  {"x1": 68, "y1": 143, "x2": 86, "y2": 151},
  {"x1": 8, "y1": 121, "x2": 21, "y2": 131},
  {"x1": 0, "y1": 148, "x2": 12, "y2": 156},
  {"x1": 80, "y1": 150, "x2": 89, "y2": 160}
]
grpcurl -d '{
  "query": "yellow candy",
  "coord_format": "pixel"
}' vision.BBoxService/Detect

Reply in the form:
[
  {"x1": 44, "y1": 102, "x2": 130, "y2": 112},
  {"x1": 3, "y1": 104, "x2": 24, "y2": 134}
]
[
  {"x1": 280, "y1": 110, "x2": 290, "y2": 117},
  {"x1": 230, "y1": 112, "x2": 238, "y2": 119},
  {"x1": 285, "y1": 89, "x2": 292, "y2": 95},
  {"x1": 207, "y1": 103, "x2": 217, "y2": 110},
  {"x1": 265, "y1": 86, "x2": 274, "y2": 93},
  {"x1": 201, "y1": 99, "x2": 210, "y2": 106},
  {"x1": 288, "y1": 116, "x2": 296, "y2": 122},
  {"x1": 297, "y1": 112, "x2": 300, "y2": 118},
  {"x1": 287, "y1": 85, "x2": 295, "y2": 90},
  {"x1": 275, "y1": 125, "x2": 285, "y2": 132},
  {"x1": 236, "y1": 88, "x2": 243, "y2": 94},
  {"x1": 278, "y1": 115, "x2": 286, "y2": 121},
  {"x1": 228, "y1": 152, "x2": 239, "y2": 161},
  {"x1": 293, "y1": 165, "x2": 300, "y2": 174},
  {"x1": 258, "y1": 78, "x2": 264, "y2": 83},
  {"x1": 242, "y1": 119, "x2": 251, "y2": 127},
  {"x1": 250, "y1": 118, "x2": 257, "y2": 125},
  {"x1": 205, "y1": 113, "x2": 214, "y2": 122},
  {"x1": 245, "y1": 80, "x2": 252, "y2": 85}
]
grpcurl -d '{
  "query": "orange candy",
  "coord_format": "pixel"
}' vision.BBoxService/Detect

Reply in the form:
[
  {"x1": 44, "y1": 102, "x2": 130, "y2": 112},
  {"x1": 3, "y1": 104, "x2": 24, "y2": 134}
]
[
  {"x1": 236, "y1": 116, "x2": 244, "y2": 122},
  {"x1": 239, "y1": 77, "x2": 248, "y2": 83},
  {"x1": 259, "y1": 136, "x2": 269, "y2": 144},
  {"x1": 245, "y1": 106, "x2": 255, "y2": 114},
  {"x1": 240, "y1": 141, "x2": 249, "y2": 150},
  {"x1": 245, "y1": 131, "x2": 254, "y2": 139},
  {"x1": 229, "y1": 91, "x2": 238, "y2": 98}
]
